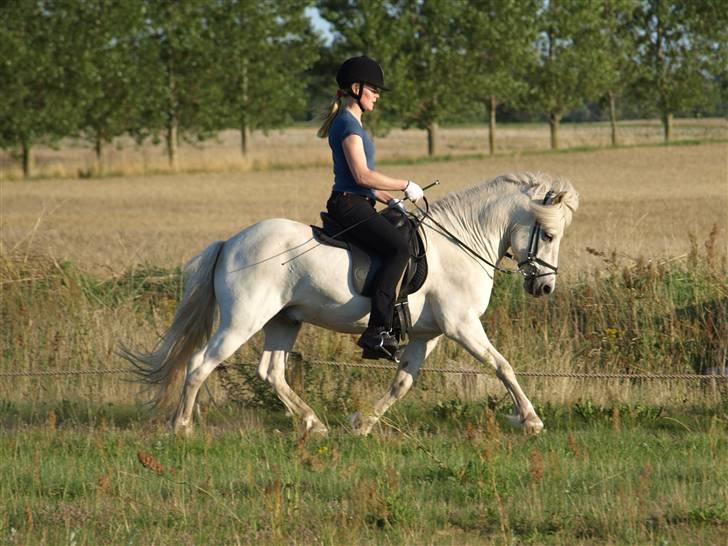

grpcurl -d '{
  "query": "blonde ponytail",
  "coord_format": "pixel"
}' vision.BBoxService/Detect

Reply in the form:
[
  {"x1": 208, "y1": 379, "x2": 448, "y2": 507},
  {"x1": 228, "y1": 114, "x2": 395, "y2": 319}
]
[{"x1": 317, "y1": 94, "x2": 343, "y2": 138}]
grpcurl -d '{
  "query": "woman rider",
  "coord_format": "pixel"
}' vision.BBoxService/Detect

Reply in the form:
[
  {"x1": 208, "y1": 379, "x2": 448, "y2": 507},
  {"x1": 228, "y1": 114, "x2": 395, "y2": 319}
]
[{"x1": 318, "y1": 55, "x2": 424, "y2": 360}]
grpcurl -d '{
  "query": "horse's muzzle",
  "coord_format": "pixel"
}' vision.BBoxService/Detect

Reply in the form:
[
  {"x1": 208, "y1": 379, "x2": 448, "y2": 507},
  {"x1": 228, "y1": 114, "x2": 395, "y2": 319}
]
[{"x1": 524, "y1": 276, "x2": 555, "y2": 297}]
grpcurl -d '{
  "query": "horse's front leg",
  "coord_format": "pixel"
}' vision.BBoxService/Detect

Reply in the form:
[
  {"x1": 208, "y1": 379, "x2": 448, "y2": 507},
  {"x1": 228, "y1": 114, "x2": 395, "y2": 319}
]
[
  {"x1": 351, "y1": 335, "x2": 441, "y2": 436},
  {"x1": 444, "y1": 317, "x2": 543, "y2": 434}
]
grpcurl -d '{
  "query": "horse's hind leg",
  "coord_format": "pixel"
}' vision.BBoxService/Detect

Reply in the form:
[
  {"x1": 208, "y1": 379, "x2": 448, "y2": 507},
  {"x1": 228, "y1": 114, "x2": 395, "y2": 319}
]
[
  {"x1": 259, "y1": 316, "x2": 327, "y2": 434},
  {"x1": 172, "y1": 324, "x2": 247, "y2": 436},
  {"x1": 173, "y1": 299, "x2": 279, "y2": 436},
  {"x1": 351, "y1": 336, "x2": 441, "y2": 436}
]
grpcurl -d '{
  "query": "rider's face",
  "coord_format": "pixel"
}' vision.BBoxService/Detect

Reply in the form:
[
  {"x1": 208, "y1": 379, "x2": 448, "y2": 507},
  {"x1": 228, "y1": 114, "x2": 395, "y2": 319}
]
[{"x1": 352, "y1": 83, "x2": 380, "y2": 112}]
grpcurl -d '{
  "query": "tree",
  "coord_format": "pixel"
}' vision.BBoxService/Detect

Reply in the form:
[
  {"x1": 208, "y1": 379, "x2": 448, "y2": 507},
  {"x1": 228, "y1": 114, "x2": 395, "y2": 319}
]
[
  {"x1": 396, "y1": 0, "x2": 472, "y2": 156},
  {"x1": 71, "y1": 0, "x2": 147, "y2": 172},
  {"x1": 599, "y1": 0, "x2": 640, "y2": 146},
  {"x1": 210, "y1": 0, "x2": 320, "y2": 156},
  {"x1": 528, "y1": 0, "x2": 612, "y2": 149},
  {"x1": 319, "y1": 0, "x2": 472, "y2": 156},
  {"x1": 317, "y1": 0, "x2": 411, "y2": 137},
  {"x1": 630, "y1": 0, "x2": 728, "y2": 141},
  {"x1": 462, "y1": 0, "x2": 539, "y2": 155},
  {"x1": 136, "y1": 1, "x2": 222, "y2": 169},
  {"x1": 0, "y1": 1, "x2": 81, "y2": 178}
]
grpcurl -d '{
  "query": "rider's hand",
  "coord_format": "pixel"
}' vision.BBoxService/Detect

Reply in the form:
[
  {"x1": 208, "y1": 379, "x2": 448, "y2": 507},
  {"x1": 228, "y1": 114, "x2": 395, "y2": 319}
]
[
  {"x1": 404, "y1": 181, "x2": 424, "y2": 204},
  {"x1": 388, "y1": 198, "x2": 406, "y2": 212}
]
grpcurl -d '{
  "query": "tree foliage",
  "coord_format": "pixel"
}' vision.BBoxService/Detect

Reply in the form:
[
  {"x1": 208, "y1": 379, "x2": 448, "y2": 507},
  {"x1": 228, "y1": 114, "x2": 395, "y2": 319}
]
[
  {"x1": 461, "y1": 0, "x2": 540, "y2": 154},
  {"x1": 0, "y1": 1, "x2": 82, "y2": 176},
  {"x1": 527, "y1": 0, "x2": 614, "y2": 149},
  {"x1": 0, "y1": 1, "x2": 725, "y2": 177},
  {"x1": 210, "y1": 0, "x2": 320, "y2": 156},
  {"x1": 71, "y1": 0, "x2": 148, "y2": 169},
  {"x1": 630, "y1": 0, "x2": 728, "y2": 141}
]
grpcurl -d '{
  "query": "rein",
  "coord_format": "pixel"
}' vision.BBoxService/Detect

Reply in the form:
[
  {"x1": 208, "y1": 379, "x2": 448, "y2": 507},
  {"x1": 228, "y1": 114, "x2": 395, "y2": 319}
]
[{"x1": 413, "y1": 190, "x2": 558, "y2": 280}]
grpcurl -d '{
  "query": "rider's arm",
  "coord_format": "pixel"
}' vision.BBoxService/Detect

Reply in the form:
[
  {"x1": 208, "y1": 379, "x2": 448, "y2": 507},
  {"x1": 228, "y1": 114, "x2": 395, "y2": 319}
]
[{"x1": 342, "y1": 134, "x2": 408, "y2": 192}]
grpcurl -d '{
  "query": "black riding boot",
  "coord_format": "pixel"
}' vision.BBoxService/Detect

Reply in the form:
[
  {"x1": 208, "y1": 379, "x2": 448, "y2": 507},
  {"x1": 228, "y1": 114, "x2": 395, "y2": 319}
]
[{"x1": 357, "y1": 326, "x2": 400, "y2": 361}]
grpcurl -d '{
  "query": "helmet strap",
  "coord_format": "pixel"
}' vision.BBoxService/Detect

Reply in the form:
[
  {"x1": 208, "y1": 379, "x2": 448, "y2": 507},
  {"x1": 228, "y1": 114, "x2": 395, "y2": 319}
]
[{"x1": 346, "y1": 81, "x2": 366, "y2": 112}]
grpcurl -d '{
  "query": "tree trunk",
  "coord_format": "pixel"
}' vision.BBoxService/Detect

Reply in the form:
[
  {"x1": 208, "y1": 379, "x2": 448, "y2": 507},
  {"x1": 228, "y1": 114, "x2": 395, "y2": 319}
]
[
  {"x1": 661, "y1": 111, "x2": 673, "y2": 142},
  {"x1": 94, "y1": 132, "x2": 103, "y2": 174},
  {"x1": 608, "y1": 90, "x2": 618, "y2": 147},
  {"x1": 240, "y1": 59, "x2": 249, "y2": 157},
  {"x1": 166, "y1": 113, "x2": 178, "y2": 170},
  {"x1": 165, "y1": 48, "x2": 178, "y2": 170},
  {"x1": 549, "y1": 112, "x2": 561, "y2": 150},
  {"x1": 21, "y1": 140, "x2": 31, "y2": 179},
  {"x1": 427, "y1": 122, "x2": 438, "y2": 156},
  {"x1": 240, "y1": 118, "x2": 248, "y2": 156},
  {"x1": 488, "y1": 95, "x2": 497, "y2": 156}
]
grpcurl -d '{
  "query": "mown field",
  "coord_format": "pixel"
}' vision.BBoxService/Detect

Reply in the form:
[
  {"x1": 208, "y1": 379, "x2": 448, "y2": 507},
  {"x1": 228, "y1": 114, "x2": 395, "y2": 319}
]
[{"x1": 1, "y1": 126, "x2": 727, "y2": 544}]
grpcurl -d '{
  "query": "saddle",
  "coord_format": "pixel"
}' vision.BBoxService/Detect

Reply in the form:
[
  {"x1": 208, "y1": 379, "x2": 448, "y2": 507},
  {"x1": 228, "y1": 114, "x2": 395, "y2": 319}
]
[{"x1": 311, "y1": 207, "x2": 428, "y2": 341}]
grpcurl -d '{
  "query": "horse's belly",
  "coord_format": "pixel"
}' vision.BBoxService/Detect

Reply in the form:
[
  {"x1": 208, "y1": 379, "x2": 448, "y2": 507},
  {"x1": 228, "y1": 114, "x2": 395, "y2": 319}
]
[{"x1": 283, "y1": 300, "x2": 370, "y2": 333}]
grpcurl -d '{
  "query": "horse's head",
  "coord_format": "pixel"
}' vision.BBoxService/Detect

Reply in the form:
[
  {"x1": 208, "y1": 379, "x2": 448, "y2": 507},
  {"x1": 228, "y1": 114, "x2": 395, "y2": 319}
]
[{"x1": 510, "y1": 186, "x2": 579, "y2": 297}]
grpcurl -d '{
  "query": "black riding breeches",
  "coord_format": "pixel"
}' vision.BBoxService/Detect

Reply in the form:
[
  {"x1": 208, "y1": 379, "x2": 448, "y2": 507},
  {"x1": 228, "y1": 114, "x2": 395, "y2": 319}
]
[{"x1": 326, "y1": 192, "x2": 410, "y2": 329}]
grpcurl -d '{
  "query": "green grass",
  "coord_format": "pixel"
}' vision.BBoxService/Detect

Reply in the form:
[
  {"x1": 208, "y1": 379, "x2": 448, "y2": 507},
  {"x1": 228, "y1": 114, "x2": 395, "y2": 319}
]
[{"x1": 1, "y1": 400, "x2": 726, "y2": 545}]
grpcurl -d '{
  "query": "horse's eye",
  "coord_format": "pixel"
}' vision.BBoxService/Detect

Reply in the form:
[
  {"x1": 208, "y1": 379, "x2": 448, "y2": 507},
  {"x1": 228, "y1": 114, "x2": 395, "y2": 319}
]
[{"x1": 542, "y1": 232, "x2": 554, "y2": 242}]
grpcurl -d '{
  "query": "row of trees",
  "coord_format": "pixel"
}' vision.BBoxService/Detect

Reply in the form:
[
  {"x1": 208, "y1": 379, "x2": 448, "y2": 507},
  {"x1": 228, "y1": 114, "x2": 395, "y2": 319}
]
[{"x1": 1, "y1": 0, "x2": 726, "y2": 178}]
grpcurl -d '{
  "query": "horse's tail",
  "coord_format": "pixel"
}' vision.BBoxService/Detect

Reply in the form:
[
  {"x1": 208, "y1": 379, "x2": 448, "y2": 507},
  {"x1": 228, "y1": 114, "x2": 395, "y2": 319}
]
[{"x1": 120, "y1": 240, "x2": 225, "y2": 412}]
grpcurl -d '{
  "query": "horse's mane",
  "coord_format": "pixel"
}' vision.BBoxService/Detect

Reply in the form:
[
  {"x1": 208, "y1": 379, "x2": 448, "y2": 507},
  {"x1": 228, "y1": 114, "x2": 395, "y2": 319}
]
[{"x1": 428, "y1": 172, "x2": 579, "y2": 234}]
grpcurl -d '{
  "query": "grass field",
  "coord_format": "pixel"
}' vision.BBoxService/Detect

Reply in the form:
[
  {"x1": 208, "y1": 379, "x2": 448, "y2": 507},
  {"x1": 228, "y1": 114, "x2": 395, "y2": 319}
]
[
  {"x1": 2, "y1": 400, "x2": 726, "y2": 545},
  {"x1": 1, "y1": 126, "x2": 727, "y2": 545}
]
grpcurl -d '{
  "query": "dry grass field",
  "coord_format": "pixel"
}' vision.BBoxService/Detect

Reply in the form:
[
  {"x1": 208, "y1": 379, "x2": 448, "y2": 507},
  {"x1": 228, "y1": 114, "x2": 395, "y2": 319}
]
[
  {"x1": 2, "y1": 138, "x2": 726, "y2": 277},
  {"x1": 1, "y1": 118, "x2": 726, "y2": 179}
]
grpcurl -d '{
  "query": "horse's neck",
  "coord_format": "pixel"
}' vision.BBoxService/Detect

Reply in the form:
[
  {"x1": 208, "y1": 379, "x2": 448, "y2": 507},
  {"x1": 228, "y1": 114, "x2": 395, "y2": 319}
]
[{"x1": 428, "y1": 195, "x2": 512, "y2": 266}]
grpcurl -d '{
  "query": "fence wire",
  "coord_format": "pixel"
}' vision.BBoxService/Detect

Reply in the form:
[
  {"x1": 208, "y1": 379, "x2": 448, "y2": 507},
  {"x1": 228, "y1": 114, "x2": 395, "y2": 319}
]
[{"x1": 1, "y1": 359, "x2": 725, "y2": 381}]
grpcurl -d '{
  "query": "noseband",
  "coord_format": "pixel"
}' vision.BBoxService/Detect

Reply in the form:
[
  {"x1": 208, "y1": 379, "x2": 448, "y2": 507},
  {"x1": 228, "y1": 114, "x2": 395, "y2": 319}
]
[{"x1": 517, "y1": 190, "x2": 558, "y2": 279}]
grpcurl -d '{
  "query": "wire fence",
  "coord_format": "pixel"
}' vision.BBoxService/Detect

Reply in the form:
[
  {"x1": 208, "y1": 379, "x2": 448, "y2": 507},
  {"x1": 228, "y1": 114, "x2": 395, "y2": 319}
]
[{"x1": 1, "y1": 357, "x2": 726, "y2": 382}]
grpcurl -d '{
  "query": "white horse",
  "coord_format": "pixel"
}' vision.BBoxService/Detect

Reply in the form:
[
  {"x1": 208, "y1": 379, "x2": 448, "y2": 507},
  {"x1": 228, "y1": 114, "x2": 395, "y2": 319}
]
[{"x1": 123, "y1": 172, "x2": 579, "y2": 436}]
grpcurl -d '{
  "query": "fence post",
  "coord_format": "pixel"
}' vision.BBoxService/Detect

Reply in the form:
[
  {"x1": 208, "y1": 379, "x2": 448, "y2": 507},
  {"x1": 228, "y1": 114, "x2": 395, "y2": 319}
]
[{"x1": 287, "y1": 352, "x2": 305, "y2": 393}]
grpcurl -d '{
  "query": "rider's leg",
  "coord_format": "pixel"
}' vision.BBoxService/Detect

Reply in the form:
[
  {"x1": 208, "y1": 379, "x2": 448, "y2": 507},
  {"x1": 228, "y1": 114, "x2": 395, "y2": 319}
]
[{"x1": 326, "y1": 193, "x2": 409, "y2": 356}]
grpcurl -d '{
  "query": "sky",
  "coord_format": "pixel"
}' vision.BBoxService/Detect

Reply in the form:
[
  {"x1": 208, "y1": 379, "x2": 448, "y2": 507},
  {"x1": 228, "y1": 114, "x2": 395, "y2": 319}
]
[{"x1": 305, "y1": 6, "x2": 334, "y2": 46}]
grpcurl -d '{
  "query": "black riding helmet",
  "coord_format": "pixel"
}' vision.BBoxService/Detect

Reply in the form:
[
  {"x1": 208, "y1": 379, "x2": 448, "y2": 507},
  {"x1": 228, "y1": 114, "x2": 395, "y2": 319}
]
[{"x1": 336, "y1": 56, "x2": 389, "y2": 110}]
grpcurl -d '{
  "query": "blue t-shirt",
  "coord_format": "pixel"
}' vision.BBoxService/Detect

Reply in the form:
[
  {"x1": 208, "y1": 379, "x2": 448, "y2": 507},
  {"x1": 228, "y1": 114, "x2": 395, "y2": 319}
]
[{"x1": 328, "y1": 109, "x2": 375, "y2": 199}]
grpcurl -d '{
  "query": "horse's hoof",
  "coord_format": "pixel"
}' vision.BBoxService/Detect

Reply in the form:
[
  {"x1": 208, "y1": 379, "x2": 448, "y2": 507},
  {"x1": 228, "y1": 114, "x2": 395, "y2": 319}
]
[
  {"x1": 302, "y1": 415, "x2": 328, "y2": 436},
  {"x1": 173, "y1": 423, "x2": 193, "y2": 438},
  {"x1": 524, "y1": 417, "x2": 544, "y2": 435},
  {"x1": 349, "y1": 412, "x2": 375, "y2": 436},
  {"x1": 308, "y1": 423, "x2": 329, "y2": 436},
  {"x1": 505, "y1": 414, "x2": 544, "y2": 435}
]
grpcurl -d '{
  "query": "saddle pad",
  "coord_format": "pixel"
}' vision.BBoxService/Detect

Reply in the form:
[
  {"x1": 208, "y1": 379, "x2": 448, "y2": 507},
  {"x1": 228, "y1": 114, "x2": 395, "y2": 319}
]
[
  {"x1": 311, "y1": 226, "x2": 377, "y2": 295},
  {"x1": 311, "y1": 212, "x2": 428, "y2": 297}
]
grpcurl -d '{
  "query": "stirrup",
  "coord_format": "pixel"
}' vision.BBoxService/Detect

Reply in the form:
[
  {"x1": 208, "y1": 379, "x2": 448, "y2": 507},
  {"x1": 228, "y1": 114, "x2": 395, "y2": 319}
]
[
  {"x1": 358, "y1": 328, "x2": 400, "y2": 362},
  {"x1": 361, "y1": 344, "x2": 402, "y2": 362}
]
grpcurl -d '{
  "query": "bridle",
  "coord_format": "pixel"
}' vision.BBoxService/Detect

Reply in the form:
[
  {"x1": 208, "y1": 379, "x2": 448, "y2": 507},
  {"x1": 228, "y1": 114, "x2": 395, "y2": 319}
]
[
  {"x1": 516, "y1": 190, "x2": 559, "y2": 279},
  {"x1": 414, "y1": 189, "x2": 560, "y2": 280}
]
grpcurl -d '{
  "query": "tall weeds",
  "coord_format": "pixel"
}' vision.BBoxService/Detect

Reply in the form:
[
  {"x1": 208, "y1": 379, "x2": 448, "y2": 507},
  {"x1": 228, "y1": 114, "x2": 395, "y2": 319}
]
[{"x1": 1, "y1": 229, "x2": 725, "y2": 406}]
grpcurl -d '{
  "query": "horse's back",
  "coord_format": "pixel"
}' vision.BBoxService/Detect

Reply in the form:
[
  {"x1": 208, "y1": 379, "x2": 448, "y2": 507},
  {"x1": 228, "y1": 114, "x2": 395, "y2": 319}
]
[{"x1": 221, "y1": 218, "x2": 311, "y2": 261}]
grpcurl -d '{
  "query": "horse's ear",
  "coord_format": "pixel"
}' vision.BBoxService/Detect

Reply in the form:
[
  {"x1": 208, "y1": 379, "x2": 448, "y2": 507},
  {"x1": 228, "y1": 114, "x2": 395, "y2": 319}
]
[{"x1": 550, "y1": 191, "x2": 568, "y2": 205}]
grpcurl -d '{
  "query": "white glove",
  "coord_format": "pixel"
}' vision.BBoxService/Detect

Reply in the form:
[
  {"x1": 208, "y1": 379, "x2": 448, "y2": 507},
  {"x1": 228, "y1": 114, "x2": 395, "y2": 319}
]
[
  {"x1": 388, "y1": 198, "x2": 406, "y2": 212},
  {"x1": 404, "y1": 180, "x2": 424, "y2": 203}
]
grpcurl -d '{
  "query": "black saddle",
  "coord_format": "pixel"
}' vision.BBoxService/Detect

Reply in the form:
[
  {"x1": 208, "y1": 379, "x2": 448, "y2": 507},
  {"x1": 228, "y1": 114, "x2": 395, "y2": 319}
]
[{"x1": 311, "y1": 207, "x2": 428, "y2": 341}]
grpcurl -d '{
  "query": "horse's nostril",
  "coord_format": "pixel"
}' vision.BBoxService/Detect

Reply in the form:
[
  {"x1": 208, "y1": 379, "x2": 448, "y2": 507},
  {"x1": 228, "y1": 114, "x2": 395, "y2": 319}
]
[{"x1": 542, "y1": 284, "x2": 552, "y2": 295}]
